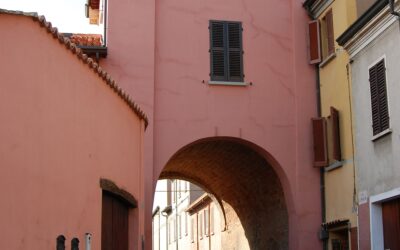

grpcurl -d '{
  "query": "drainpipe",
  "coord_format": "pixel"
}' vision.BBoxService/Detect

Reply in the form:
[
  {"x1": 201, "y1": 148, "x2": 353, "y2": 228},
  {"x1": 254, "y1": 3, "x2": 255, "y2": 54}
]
[
  {"x1": 315, "y1": 64, "x2": 328, "y2": 250},
  {"x1": 302, "y1": 8, "x2": 327, "y2": 249}
]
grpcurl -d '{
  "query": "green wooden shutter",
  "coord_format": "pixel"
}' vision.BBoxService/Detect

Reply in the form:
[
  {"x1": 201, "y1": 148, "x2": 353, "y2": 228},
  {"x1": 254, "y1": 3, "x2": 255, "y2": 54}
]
[
  {"x1": 210, "y1": 21, "x2": 243, "y2": 82},
  {"x1": 227, "y1": 22, "x2": 243, "y2": 82},
  {"x1": 210, "y1": 21, "x2": 226, "y2": 81},
  {"x1": 369, "y1": 59, "x2": 389, "y2": 135}
]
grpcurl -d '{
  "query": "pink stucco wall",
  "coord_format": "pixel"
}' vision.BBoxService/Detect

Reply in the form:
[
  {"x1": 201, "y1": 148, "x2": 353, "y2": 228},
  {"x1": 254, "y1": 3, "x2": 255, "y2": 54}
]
[
  {"x1": 0, "y1": 14, "x2": 144, "y2": 249},
  {"x1": 102, "y1": 0, "x2": 321, "y2": 249}
]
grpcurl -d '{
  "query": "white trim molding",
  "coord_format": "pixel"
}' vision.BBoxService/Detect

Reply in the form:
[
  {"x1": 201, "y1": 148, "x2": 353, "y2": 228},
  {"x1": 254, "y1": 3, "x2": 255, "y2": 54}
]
[
  {"x1": 344, "y1": 4, "x2": 400, "y2": 59},
  {"x1": 369, "y1": 187, "x2": 400, "y2": 250}
]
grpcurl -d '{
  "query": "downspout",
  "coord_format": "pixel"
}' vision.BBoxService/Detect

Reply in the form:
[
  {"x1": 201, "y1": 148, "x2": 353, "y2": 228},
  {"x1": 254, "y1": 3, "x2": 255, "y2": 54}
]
[
  {"x1": 315, "y1": 64, "x2": 327, "y2": 250},
  {"x1": 303, "y1": 5, "x2": 328, "y2": 250},
  {"x1": 302, "y1": 6, "x2": 327, "y2": 249}
]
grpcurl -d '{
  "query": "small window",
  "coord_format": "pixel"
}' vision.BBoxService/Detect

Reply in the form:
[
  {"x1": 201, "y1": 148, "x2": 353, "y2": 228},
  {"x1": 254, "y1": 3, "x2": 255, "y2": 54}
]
[
  {"x1": 199, "y1": 212, "x2": 203, "y2": 239},
  {"x1": 209, "y1": 20, "x2": 244, "y2": 82},
  {"x1": 169, "y1": 219, "x2": 173, "y2": 243},
  {"x1": 178, "y1": 180, "x2": 181, "y2": 198},
  {"x1": 320, "y1": 9, "x2": 335, "y2": 60},
  {"x1": 369, "y1": 59, "x2": 389, "y2": 136},
  {"x1": 171, "y1": 180, "x2": 175, "y2": 204},
  {"x1": 185, "y1": 212, "x2": 188, "y2": 236},
  {"x1": 191, "y1": 217, "x2": 195, "y2": 243},
  {"x1": 204, "y1": 208, "x2": 209, "y2": 237},
  {"x1": 210, "y1": 206, "x2": 214, "y2": 235}
]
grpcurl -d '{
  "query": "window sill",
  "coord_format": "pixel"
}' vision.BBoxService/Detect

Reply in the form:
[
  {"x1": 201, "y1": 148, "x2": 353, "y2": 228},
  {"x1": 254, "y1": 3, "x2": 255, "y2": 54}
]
[
  {"x1": 371, "y1": 128, "x2": 392, "y2": 141},
  {"x1": 208, "y1": 81, "x2": 247, "y2": 86},
  {"x1": 319, "y1": 52, "x2": 336, "y2": 68},
  {"x1": 325, "y1": 160, "x2": 344, "y2": 172}
]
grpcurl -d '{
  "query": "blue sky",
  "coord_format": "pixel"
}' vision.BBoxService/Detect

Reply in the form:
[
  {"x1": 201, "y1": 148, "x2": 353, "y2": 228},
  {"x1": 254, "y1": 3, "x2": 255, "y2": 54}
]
[{"x1": 0, "y1": 0, "x2": 102, "y2": 33}]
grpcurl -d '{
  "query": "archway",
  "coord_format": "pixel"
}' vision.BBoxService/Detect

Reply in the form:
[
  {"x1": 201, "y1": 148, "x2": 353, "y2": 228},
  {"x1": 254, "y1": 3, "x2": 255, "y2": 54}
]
[{"x1": 158, "y1": 137, "x2": 289, "y2": 250}]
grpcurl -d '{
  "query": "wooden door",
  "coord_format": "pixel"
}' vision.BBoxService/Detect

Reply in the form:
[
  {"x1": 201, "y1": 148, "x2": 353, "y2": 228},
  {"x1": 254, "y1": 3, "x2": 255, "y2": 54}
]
[
  {"x1": 382, "y1": 198, "x2": 400, "y2": 250},
  {"x1": 102, "y1": 192, "x2": 129, "y2": 250}
]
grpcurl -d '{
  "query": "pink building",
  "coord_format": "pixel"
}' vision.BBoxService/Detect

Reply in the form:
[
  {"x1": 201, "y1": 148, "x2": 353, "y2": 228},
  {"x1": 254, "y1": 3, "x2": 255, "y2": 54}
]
[
  {"x1": 98, "y1": 0, "x2": 322, "y2": 249},
  {"x1": 1, "y1": 0, "x2": 322, "y2": 248},
  {"x1": 0, "y1": 10, "x2": 146, "y2": 249}
]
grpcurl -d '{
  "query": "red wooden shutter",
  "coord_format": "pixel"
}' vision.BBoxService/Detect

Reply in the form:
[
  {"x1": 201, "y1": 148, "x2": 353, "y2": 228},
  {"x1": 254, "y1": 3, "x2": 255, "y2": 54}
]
[
  {"x1": 326, "y1": 9, "x2": 335, "y2": 55},
  {"x1": 331, "y1": 107, "x2": 341, "y2": 161},
  {"x1": 308, "y1": 20, "x2": 321, "y2": 64},
  {"x1": 312, "y1": 118, "x2": 328, "y2": 167},
  {"x1": 382, "y1": 198, "x2": 400, "y2": 250}
]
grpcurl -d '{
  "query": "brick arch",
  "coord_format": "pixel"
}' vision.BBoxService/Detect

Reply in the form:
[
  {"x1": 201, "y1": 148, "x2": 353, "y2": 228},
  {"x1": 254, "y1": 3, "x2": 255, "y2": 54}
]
[{"x1": 159, "y1": 137, "x2": 290, "y2": 250}]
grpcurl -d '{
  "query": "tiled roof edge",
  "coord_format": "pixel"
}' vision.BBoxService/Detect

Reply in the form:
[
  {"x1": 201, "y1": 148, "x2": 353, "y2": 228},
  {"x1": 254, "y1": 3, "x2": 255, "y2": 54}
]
[{"x1": 0, "y1": 9, "x2": 149, "y2": 128}]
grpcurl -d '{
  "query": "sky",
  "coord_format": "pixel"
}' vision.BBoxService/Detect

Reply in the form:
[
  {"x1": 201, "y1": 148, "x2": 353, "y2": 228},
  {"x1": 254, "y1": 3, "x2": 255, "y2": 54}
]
[{"x1": 0, "y1": 0, "x2": 103, "y2": 33}]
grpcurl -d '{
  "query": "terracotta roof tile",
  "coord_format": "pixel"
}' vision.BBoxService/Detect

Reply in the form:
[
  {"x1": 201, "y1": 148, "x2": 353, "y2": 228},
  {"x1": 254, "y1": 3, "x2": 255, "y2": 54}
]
[
  {"x1": 0, "y1": 9, "x2": 148, "y2": 128},
  {"x1": 89, "y1": 0, "x2": 100, "y2": 10},
  {"x1": 64, "y1": 33, "x2": 103, "y2": 47}
]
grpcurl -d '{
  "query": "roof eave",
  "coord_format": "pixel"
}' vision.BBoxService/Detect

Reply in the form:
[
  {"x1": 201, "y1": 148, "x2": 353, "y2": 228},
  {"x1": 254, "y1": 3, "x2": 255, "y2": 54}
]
[
  {"x1": 78, "y1": 45, "x2": 108, "y2": 58},
  {"x1": 337, "y1": 0, "x2": 388, "y2": 46}
]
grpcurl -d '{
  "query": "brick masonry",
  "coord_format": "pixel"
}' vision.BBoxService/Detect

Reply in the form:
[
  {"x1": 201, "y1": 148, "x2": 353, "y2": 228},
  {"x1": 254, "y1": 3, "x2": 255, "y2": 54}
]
[{"x1": 161, "y1": 139, "x2": 288, "y2": 249}]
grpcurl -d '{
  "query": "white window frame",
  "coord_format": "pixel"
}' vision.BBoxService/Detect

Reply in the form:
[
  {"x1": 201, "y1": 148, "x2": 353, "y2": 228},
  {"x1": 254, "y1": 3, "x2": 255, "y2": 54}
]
[
  {"x1": 369, "y1": 187, "x2": 400, "y2": 249},
  {"x1": 367, "y1": 55, "x2": 392, "y2": 141}
]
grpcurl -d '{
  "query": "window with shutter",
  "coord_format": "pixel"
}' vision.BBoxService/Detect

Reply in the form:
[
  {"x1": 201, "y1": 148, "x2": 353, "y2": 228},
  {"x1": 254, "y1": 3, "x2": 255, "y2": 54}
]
[
  {"x1": 369, "y1": 59, "x2": 389, "y2": 136},
  {"x1": 320, "y1": 9, "x2": 335, "y2": 60},
  {"x1": 210, "y1": 20, "x2": 243, "y2": 82}
]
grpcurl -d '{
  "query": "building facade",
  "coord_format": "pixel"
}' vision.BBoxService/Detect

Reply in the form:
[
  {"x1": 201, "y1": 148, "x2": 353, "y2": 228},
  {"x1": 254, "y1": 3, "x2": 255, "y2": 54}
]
[
  {"x1": 153, "y1": 178, "x2": 257, "y2": 250},
  {"x1": 338, "y1": 1, "x2": 400, "y2": 249},
  {"x1": 2, "y1": 0, "x2": 326, "y2": 248},
  {"x1": 93, "y1": 0, "x2": 322, "y2": 248},
  {"x1": 0, "y1": 10, "x2": 146, "y2": 249},
  {"x1": 303, "y1": 0, "x2": 358, "y2": 249}
]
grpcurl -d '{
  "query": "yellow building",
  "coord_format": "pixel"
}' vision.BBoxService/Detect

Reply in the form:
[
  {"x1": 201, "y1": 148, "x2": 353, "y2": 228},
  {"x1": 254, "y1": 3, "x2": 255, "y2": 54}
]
[{"x1": 303, "y1": 0, "x2": 358, "y2": 249}]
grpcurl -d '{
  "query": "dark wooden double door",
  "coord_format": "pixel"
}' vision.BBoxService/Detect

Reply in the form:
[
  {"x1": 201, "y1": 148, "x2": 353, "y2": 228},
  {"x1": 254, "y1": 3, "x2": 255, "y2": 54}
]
[
  {"x1": 102, "y1": 192, "x2": 129, "y2": 250},
  {"x1": 382, "y1": 198, "x2": 400, "y2": 250}
]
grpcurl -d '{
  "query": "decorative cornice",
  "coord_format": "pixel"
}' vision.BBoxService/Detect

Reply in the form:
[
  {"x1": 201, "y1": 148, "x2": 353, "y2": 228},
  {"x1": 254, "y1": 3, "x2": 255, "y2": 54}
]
[
  {"x1": 0, "y1": 9, "x2": 148, "y2": 128},
  {"x1": 338, "y1": 2, "x2": 398, "y2": 58},
  {"x1": 186, "y1": 193, "x2": 211, "y2": 214},
  {"x1": 337, "y1": 0, "x2": 388, "y2": 46},
  {"x1": 303, "y1": 0, "x2": 335, "y2": 18}
]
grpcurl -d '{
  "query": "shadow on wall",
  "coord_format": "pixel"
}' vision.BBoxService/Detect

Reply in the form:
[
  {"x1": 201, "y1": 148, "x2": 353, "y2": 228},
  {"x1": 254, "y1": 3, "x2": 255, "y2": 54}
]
[{"x1": 160, "y1": 137, "x2": 289, "y2": 250}]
